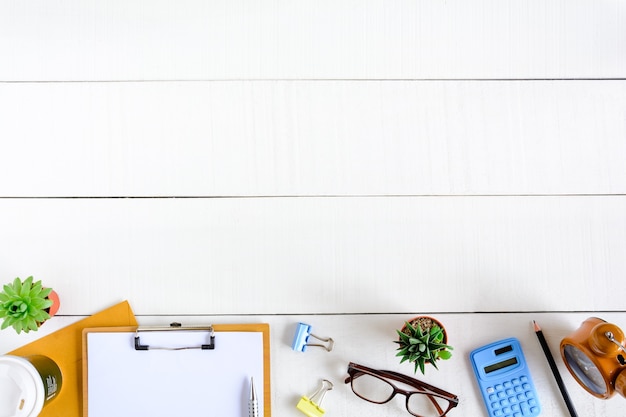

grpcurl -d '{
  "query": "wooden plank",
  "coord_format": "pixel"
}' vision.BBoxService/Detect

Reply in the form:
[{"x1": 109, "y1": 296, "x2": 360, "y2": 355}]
[
  {"x1": 1, "y1": 196, "x2": 624, "y2": 315},
  {"x1": 1, "y1": 313, "x2": 625, "y2": 416},
  {"x1": 1, "y1": 80, "x2": 624, "y2": 197},
  {"x1": 0, "y1": 0, "x2": 623, "y2": 81}
]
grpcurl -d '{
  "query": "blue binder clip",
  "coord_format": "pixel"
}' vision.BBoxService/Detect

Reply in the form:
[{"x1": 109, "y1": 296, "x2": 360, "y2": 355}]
[{"x1": 292, "y1": 322, "x2": 334, "y2": 352}]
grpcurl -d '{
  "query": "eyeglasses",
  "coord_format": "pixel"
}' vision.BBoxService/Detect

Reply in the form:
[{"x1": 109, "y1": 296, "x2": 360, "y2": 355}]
[{"x1": 345, "y1": 362, "x2": 459, "y2": 417}]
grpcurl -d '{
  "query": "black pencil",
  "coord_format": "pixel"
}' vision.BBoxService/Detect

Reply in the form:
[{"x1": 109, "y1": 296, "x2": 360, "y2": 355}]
[{"x1": 533, "y1": 320, "x2": 578, "y2": 417}]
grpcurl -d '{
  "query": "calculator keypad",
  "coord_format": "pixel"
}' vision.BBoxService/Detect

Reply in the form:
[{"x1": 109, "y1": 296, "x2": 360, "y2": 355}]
[{"x1": 485, "y1": 377, "x2": 540, "y2": 417}]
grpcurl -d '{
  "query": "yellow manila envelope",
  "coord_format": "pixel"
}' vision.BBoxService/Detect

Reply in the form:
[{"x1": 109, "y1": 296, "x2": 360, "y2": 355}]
[{"x1": 9, "y1": 301, "x2": 138, "y2": 417}]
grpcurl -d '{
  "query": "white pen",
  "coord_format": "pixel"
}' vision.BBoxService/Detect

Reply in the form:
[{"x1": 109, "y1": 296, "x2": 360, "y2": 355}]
[{"x1": 248, "y1": 377, "x2": 259, "y2": 417}]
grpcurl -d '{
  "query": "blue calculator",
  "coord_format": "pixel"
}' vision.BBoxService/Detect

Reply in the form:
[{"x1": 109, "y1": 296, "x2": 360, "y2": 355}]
[{"x1": 470, "y1": 338, "x2": 541, "y2": 417}]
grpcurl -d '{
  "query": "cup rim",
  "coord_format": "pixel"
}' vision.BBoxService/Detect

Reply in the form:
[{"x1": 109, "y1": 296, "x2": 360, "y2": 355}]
[{"x1": 0, "y1": 355, "x2": 45, "y2": 417}]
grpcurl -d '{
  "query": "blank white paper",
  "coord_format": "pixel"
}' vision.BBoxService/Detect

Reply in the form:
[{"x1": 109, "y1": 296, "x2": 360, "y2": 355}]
[{"x1": 87, "y1": 330, "x2": 265, "y2": 417}]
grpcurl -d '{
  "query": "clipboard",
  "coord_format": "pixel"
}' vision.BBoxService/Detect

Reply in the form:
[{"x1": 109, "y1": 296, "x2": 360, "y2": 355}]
[{"x1": 82, "y1": 323, "x2": 271, "y2": 417}]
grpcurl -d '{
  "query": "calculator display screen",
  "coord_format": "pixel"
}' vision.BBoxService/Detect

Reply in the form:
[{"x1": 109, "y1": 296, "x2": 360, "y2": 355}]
[
  {"x1": 484, "y1": 357, "x2": 518, "y2": 374},
  {"x1": 494, "y1": 345, "x2": 513, "y2": 355}
]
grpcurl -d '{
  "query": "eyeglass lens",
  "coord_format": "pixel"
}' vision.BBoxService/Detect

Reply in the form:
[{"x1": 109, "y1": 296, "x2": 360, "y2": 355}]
[
  {"x1": 351, "y1": 371, "x2": 451, "y2": 417},
  {"x1": 351, "y1": 371, "x2": 395, "y2": 403}
]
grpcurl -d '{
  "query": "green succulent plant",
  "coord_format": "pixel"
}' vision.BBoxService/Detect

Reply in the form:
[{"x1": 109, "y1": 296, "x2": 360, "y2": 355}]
[
  {"x1": 395, "y1": 318, "x2": 453, "y2": 374},
  {"x1": 0, "y1": 276, "x2": 53, "y2": 334}
]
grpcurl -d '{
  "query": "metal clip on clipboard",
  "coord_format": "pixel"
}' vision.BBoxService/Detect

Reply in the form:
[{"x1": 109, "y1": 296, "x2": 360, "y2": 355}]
[
  {"x1": 292, "y1": 322, "x2": 334, "y2": 352},
  {"x1": 134, "y1": 322, "x2": 216, "y2": 350}
]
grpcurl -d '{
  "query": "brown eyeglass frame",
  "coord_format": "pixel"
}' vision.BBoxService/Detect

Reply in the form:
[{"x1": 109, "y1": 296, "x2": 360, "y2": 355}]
[{"x1": 345, "y1": 362, "x2": 459, "y2": 417}]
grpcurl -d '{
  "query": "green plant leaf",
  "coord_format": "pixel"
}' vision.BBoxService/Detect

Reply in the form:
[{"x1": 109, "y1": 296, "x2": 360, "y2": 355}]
[
  {"x1": 29, "y1": 279, "x2": 48, "y2": 296},
  {"x1": 40, "y1": 287, "x2": 52, "y2": 299},
  {"x1": 438, "y1": 350, "x2": 453, "y2": 360},
  {"x1": 20, "y1": 277, "x2": 34, "y2": 298},
  {"x1": 417, "y1": 359, "x2": 425, "y2": 374},
  {"x1": 430, "y1": 327, "x2": 443, "y2": 342},
  {"x1": 13, "y1": 277, "x2": 23, "y2": 293},
  {"x1": 3, "y1": 283, "x2": 17, "y2": 297},
  {"x1": 397, "y1": 330, "x2": 410, "y2": 343},
  {"x1": 405, "y1": 321, "x2": 416, "y2": 333},
  {"x1": 30, "y1": 298, "x2": 46, "y2": 309},
  {"x1": 1, "y1": 318, "x2": 11, "y2": 330},
  {"x1": 396, "y1": 347, "x2": 409, "y2": 356},
  {"x1": 14, "y1": 319, "x2": 24, "y2": 334},
  {"x1": 430, "y1": 342, "x2": 447, "y2": 350}
]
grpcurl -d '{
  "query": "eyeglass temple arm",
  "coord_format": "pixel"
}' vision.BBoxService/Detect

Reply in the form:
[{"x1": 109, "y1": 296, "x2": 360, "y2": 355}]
[{"x1": 381, "y1": 368, "x2": 459, "y2": 402}]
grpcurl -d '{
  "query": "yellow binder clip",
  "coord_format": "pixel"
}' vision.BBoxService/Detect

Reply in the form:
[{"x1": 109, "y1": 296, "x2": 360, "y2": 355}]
[{"x1": 296, "y1": 379, "x2": 333, "y2": 417}]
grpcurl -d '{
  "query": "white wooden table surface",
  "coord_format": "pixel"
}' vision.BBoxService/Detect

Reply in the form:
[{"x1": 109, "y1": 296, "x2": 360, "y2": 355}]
[
  {"x1": 1, "y1": 1, "x2": 625, "y2": 416},
  {"x1": 2, "y1": 311, "x2": 625, "y2": 416}
]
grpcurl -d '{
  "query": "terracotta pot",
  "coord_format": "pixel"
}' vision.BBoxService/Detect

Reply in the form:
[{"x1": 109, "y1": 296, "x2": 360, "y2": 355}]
[
  {"x1": 401, "y1": 315, "x2": 448, "y2": 345},
  {"x1": 46, "y1": 289, "x2": 60, "y2": 318}
]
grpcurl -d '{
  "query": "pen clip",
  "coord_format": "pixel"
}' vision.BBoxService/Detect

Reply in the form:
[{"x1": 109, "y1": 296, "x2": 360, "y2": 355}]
[{"x1": 248, "y1": 377, "x2": 259, "y2": 417}]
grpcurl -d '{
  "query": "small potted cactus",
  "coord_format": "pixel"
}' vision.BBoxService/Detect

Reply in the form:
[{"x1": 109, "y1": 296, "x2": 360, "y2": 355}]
[
  {"x1": 394, "y1": 315, "x2": 453, "y2": 374},
  {"x1": 0, "y1": 276, "x2": 60, "y2": 334}
]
